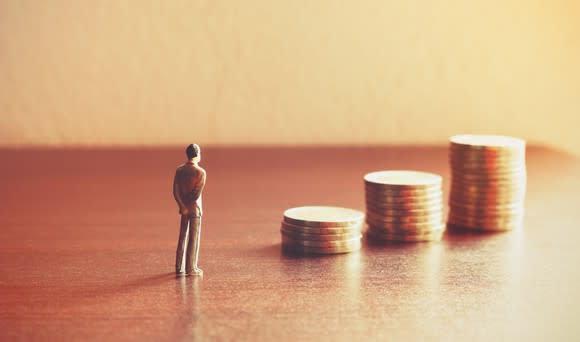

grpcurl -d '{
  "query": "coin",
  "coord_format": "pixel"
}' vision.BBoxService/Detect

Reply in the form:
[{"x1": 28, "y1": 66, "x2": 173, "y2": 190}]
[
  {"x1": 365, "y1": 196, "x2": 443, "y2": 209},
  {"x1": 447, "y1": 195, "x2": 525, "y2": 206},
  {"x1": 364, "y1": 186, "x2": 441, "y2": 197},
  {"x1": 446, "y1": 222, "x2": 522, "y2": 232},
  {"x1": 366, "y1": 227, "x2": 444, "y2": 242},
  {"x1": 281, "y1": 236, "x2": 362, "y2": 248},
  {"x1": 450, "y1": 175, "x2": 526, "y2": 186},
  {"x1": 366, "y1": 212, "x2": 444, "y2": 225},
  {"x1": 450, "y1": 186, "x2": 526, "y2": 198},
  {"x1": 450, "y1": 170, "x2": 526, "y2": 182},
  {"x1": 283, "y1": 206, "x2": 364, "y2": 228},
  {"x1": 449, "y1": 185, "x2": 526, "y2": 194},
  {"x1": 367, "y1": 222, "x2": 443, "y2": 234},
  {"x1": 280, "y1": 221, "x2": 363, "y2": 235},
  {"x1": 367, "y1": 218, "x2": 443, "y2": 230},
  {"x1": 448, "y1": 201, "x2": 524, "y2": 212},
  {"x1": 280, "y1": 228, "x2": 362, "y2": 241},
  {"x1": 365, "y1": 204, "x2": 443, "y2": 217},
  {"x1": 368, "y1": 223, "x2": 445, "y2": 235},
  {"x1": 449, "y1": 150, "x2": 525, "y2": 161},
  {"x1": 365, "y1": 190, "x2": 443, "y2": 201},
  {"x1": 448, "y1": 205, "x2": 524, "y2": 217},
  {"x1": 282, "y1": 241, "x2": 362, "y2": 255},
  {"x1": 450, "y1": 183, "x2": 526, "y2": 194},
  {"x1": 448, "y1": 134, "x2": 526, "y2": 233},
  {"x1": 364, "y1": 170, "x2": 442, "y2": 189},
  {"x1": 450, "y1": 164, "x2": 525, "y2": 174},
  {"x1": 447, "y1": 212, "x2": 524, "y2": 225},
  {"x1": 364, "y1": 169, "x2": 445, "y2": 243},
  {"x1": 446, "y1": 220, "x2": 523, "y2": 232},
  {"x1": 449, "y1": 134, "x2": 526, "y2": 151},
  {"x1": 280, "y1": 206, "x2": 364, "y2": 255}
]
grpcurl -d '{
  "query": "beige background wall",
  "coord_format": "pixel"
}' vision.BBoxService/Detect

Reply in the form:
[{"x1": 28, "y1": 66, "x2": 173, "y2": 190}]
[{"x1": 0, "y1": 0, "x2": 578, "y2": 153}]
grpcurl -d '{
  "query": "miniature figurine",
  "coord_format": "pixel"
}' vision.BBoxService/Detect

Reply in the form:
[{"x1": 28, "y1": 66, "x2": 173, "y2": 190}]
[{"x1": 174, "y1": 144, "x2": 206, "y2": 276}]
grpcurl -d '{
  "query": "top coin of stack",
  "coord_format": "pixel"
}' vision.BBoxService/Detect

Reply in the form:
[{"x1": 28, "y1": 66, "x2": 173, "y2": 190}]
[
  {"x1": 364, "y1": 170, "x2": 445, "y2": 242},
  {"x1": 447, "y1": 134, "x2": 526, "y2": 231},
  {"x1": 280, "y1": 206, "x2": 364, "y2": 255}
]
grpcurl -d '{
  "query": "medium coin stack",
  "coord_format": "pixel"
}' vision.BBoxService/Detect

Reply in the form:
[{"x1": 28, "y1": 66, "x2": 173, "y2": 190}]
[
  {"x1": 364, "y1": 170, "x2": 445, "y2": 242},
  {"x1": 281, "y1": 206, "x2": 364, "y2": 255},
  {"x1": 447, "y1": 134, "x2": 526, "y2": 231}
]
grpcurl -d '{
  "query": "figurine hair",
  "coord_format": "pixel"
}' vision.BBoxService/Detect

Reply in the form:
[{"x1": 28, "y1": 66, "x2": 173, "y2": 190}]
[{"x1": 186, "y1": 144, "x2": 200, "y2": 159}]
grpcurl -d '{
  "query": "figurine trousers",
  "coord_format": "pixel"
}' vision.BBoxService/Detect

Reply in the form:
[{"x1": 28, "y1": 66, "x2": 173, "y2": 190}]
[{"x1": 176, "y1": 215, "x2": 202, "y2": 273}]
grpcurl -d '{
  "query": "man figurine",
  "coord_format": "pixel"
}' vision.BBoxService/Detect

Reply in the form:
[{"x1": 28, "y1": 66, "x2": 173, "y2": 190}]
[{"x1": 173, "y1": 144, "x2": 206, "y2": 276}]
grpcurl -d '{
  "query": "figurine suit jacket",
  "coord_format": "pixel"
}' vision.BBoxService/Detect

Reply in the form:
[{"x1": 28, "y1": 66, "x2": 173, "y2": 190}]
[{"x1": 173, "y1": 161, "x2": 206, "y2": 217}]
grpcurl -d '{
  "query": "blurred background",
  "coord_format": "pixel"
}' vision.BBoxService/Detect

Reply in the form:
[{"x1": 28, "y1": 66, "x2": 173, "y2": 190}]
[{"x1": 0, "y1": 0, "x2": 578, "y2": 153}]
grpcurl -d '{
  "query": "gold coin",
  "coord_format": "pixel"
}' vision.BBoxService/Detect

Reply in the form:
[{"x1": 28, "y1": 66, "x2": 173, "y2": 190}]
[
  {"x1": 365, "y1": 204, "x2": 443, "y2": 217},
  {"x1": 365, "y1": 196, "x2": 442, "y2": 209},
  {"x1": 450, "y1": 164, "x2": 526, "y2": 175},
  {"x1": 367, "y1": 222, "x2": 444, "y2": 234},
  {"x1": 449, "y1": 134, "x2": 526, "y2": 152},
  {"x1": 280, "y1": 222, "x2": 362, "y2": 235},
  {"x1": 450, "y1": 175, "x2": 527, "y2": 186},
  {"x1": 364, "y1": 186, "x2": 442, "y2": 199},
  {"x1": 450, "y1": 180, "x2": 527, "y2": 189},
  {"x1": 450, "y1": 184, "x2": 527, "y2": 196},
  {"x1": 367, "y1": 196, "x2": 443, "y2": 206},
  {"x1": 367, "y1": 223, "x2": 445, "y2": 236},
  {"x1": 449, "y1": 159, "x2": 525, "y2": 170},
  {"x1": 448, "y1": 194, "x2": 525, "y2": 206},
  {"x1": 283, "y1": 206, "x2": 364, "y2": 228},
  {"x1": 366, "y1": 227, "x2": 444, "y2": 242},
  {"x1": 449, "y1": 150, "x2": 525, "y2": 162},
  {"x1": 447, "y1": 212, "x2": 524, "y2": 225},
  {"x1": 447, "y1": 216, "x2": 523, "y2": 227},
  {"x1": 449, "y1": 170, "x2": 526, "y2": 182},
  {"x1": 449, "y1": 185, "x2": 527, "y2": 197},
  {"x1": 281, "y1": 236, "x2": 361, "y2": 248},
  {"x1": 450, "y1": 190, "x2": 526, "y2": 200},
  {"x1": 365, "y1": 190, "x2": 442, "y2": 202},
  {"x1": 447, "y1": 212, "x2": 524, "y2": 223},
  {"x1": 366, "y1": 212, "x2": 444, "y2": 225},
  {"x1": 449, "y1": 201, "x2": 524, "y2": 213},
  {"x1": 366, "y1": 218, "x2": 443, "y2": 230},
  {"x1": 450, "y1": 177, "x2": 527, "y2": 188},
  {"x1": 449, "y1": 202, "x2": 525, "y2": 211},
  {"x1": 282, "y1": 241, "x2": 362, "y2": 255},
  {"x1": 449, "y1": 148, "x2": 525, "y2": 157},
  {"x1": 280, "y1": 228, "x2": 362, "y2": 241},
  {"x1": 364, "y1": 185, "x2": 442, "y2": 197},
  {"x1": 365, "y1": 206, "x2": 443, "y2": 219},
  {"x1": 364, "y1": 170, "x2": 442, "y2": 189},
  {"x1": 446, "y1": 222, "x2": 521, "y2": 232}
]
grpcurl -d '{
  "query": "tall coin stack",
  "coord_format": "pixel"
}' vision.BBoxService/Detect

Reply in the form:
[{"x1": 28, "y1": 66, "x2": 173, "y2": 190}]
[
  {"x1": 447, "y1": 134, "x2": 526, "y2": 231},
  {"x1": 281, "y1": 206, "x2": 364, "y2": 255},
  {"x1": 364, "y1": 170, "x2": 445, "y2": 242}
]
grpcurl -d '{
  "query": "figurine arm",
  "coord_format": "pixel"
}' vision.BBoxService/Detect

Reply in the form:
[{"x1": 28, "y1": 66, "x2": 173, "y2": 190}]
[
  {"x1": 173, "y1": 170, "x2": 187, "y2": 213},
  {"x1": 189, "y1": 170, "x2": 206, "y2": 202}
]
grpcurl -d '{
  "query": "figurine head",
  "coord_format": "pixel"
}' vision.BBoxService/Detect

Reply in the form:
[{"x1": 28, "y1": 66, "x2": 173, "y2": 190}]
[{"x1": 186, "y1": 144, "x2": 201, "y2": 162}]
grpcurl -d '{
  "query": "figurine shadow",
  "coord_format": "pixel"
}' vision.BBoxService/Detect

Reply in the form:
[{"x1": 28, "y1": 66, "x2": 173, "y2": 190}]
[{"x1": 43, "y1": 272, "x2": 198, "y2": 311}]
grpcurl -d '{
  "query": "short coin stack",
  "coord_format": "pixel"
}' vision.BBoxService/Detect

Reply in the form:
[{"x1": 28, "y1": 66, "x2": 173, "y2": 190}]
[
  {"x1": 447, "y1": 134, "x2": 526, "y2": 231},
  {"x1": 364, "y1": 170, "x2": 445, "y2": 242},
  {"x1": 281, "y1": 206, "x2": 364, "y2": 255}
]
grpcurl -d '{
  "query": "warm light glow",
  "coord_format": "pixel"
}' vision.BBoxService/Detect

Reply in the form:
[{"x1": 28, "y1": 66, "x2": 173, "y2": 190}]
[{"x1": 0, "y1": 1, "x2": 578, "y2": 154}]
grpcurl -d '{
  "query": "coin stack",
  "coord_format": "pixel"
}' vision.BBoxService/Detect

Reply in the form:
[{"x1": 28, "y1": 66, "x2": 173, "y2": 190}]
[
  {"x1": 364, "y1": 170, "x2": 445, "y2": 242},
  {"x1": 281, "y1": 206, "x2": 364, "y2": 255},
  {"x1": 447, "y1": 134, "x2": 526, "y2": 231}
]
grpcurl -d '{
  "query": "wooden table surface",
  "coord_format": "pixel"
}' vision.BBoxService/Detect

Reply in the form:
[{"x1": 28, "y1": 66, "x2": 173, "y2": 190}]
[{"x1": 1, "y1": 146, "x2": 580, "y2": 341}]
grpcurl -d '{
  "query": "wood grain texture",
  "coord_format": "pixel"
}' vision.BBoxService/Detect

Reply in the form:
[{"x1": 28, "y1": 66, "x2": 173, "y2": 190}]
[{"x1": 1, "y1": 146, "x2": 580, "y2": 341}]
